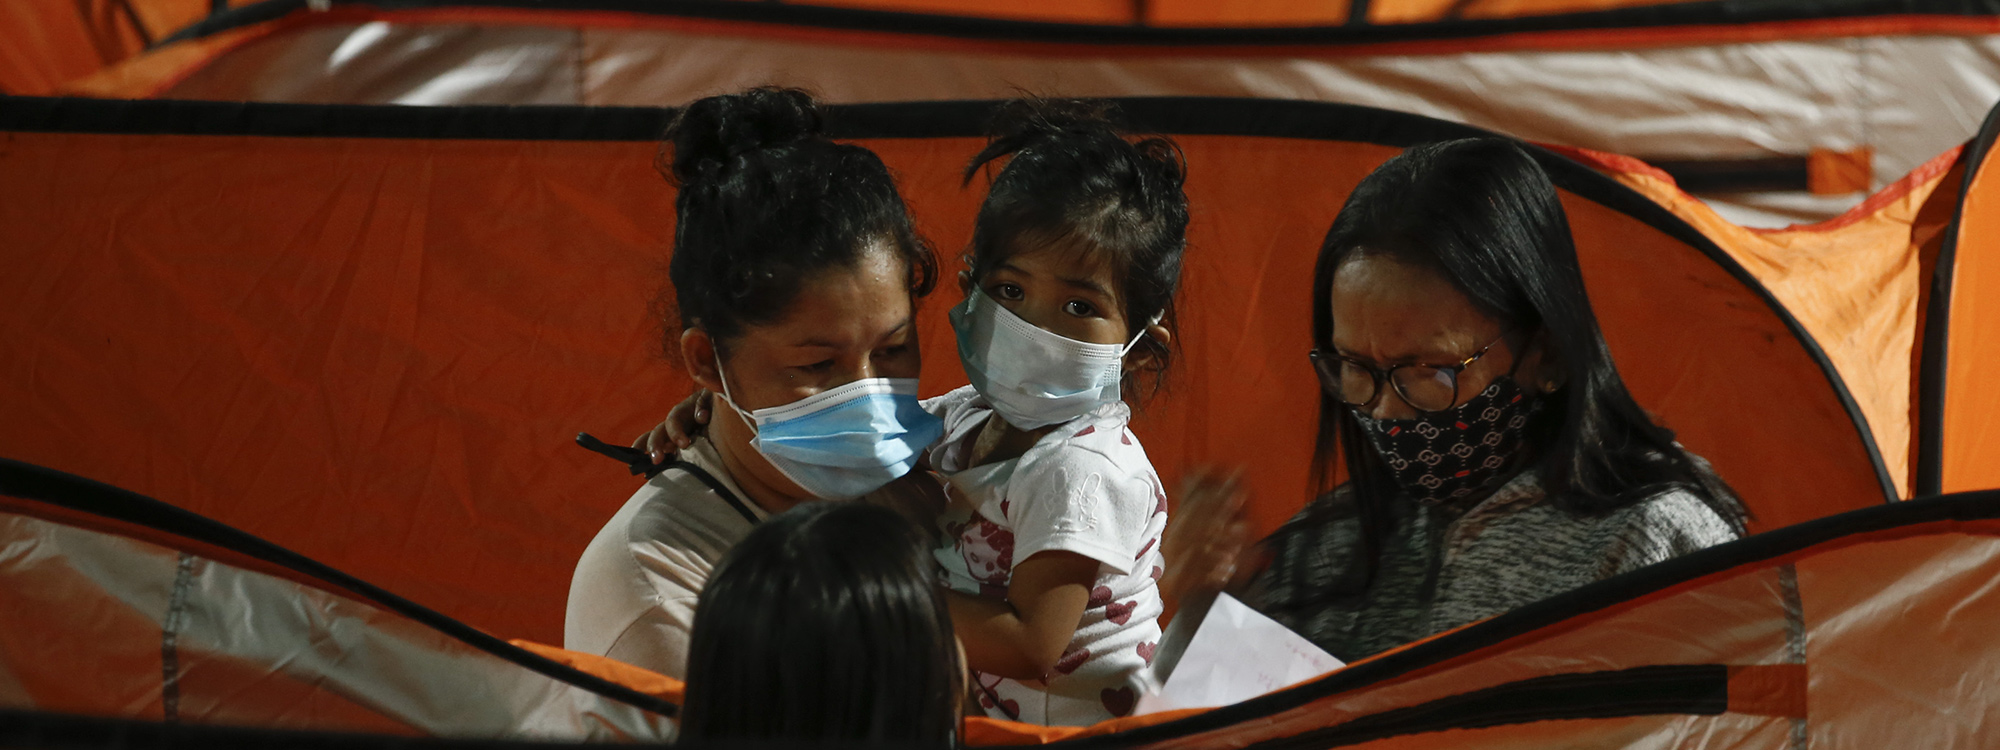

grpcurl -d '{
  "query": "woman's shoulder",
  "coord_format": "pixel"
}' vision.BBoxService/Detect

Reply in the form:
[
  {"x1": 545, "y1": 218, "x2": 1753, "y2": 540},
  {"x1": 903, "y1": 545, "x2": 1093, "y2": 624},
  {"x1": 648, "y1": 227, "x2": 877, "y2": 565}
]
[
  {"x1": 1584, "y1": 483, "x2": 1741, "y2": 572},
  {"x1": 1262, "y1": 484, "x2": 1368, "y2": 550},
  {"x1": 619, "y1": 440, "x2": 764, "y2": 544}
]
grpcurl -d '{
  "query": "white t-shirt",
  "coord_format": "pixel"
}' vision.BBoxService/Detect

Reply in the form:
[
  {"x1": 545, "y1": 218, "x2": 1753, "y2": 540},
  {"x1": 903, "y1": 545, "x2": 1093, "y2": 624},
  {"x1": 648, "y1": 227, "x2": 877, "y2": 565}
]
[
  {"x1": 923, "y1": 386, "x2": 1169, "y2": 726},
  {"x1": 565, "y1": 436, "x2": 946, "y2": 679},
  {"x1": 563, "y1": 438, "x2": 766, "y2": 679}
]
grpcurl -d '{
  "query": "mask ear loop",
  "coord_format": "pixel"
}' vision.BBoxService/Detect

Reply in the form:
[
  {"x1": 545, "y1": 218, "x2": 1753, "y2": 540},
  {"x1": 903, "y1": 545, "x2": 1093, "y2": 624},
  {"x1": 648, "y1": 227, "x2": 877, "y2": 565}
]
[
  {"x1": 711, "y1": 349, "x2": 760, "y2": 431},
  {"x1": 1119, "y1": 310, "x2": 1168, "y2": 357}
]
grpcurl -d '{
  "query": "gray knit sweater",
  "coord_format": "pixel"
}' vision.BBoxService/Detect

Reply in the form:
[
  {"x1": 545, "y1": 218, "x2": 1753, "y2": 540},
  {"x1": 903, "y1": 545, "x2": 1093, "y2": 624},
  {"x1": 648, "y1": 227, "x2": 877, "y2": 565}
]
[{"x1": 1241, "y1": 467, "x2": 1738, "y2": 661}]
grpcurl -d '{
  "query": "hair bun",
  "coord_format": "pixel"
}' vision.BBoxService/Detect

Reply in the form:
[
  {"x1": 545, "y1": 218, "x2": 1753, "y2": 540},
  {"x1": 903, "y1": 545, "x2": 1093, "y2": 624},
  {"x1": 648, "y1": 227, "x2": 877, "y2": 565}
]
[{"x1": 662, "y1": 87, "x2": 825, "y2": 186}]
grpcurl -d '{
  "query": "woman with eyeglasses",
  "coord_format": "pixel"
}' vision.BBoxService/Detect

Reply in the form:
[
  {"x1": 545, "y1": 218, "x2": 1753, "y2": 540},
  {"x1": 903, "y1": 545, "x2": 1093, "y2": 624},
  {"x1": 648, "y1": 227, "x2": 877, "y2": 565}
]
[{"x1": 1162, "y1": 137, "x2": 1748, "y2": 662}]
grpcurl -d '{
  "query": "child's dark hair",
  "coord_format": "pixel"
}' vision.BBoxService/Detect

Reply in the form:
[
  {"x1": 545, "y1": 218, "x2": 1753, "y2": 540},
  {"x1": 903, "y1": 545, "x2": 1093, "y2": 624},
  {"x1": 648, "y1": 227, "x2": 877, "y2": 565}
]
[
  {"x1": 660, "y1": 87, "x2": 938, "y2": 354},
  {"x1": 681, "y1": 502, "x2": 963, "y2": 744},
  {"x1": 962, "y1": 98, "x2": 1190, "y2": 397}
]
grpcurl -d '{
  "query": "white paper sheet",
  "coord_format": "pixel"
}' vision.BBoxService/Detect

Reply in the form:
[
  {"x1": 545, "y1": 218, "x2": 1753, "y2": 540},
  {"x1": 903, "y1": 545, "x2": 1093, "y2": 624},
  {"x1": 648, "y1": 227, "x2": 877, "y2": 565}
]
[{"x1": 1135, "y1": 593, "x2": 1345, "y2": 715}]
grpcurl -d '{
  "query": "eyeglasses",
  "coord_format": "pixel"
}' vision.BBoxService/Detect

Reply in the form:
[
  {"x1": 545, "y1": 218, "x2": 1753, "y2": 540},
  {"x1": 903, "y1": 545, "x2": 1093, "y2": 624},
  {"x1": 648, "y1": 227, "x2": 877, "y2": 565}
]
[{"x1": 1308, "y1": 331, "x2": 1511, "y2": 414}]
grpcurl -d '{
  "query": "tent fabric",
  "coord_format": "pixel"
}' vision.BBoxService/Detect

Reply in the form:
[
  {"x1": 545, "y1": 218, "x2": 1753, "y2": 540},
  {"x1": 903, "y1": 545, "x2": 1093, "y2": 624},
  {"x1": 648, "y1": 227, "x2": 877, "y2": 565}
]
[
  {"x1": 1546, "y1": 143, "x2": 1969, "y2": 499},
  {"x1": 737, "y1": 0, "x2": 2000, "y2": 27},
  {"x1": 0, "y1": 0, "x2": 155, "y2": 96},
  {"x1": 57, "y1": 3, "x2": 2000, "y2": 228},
  {"x1": 15, "y1": 455, "x2": 2000, "y2": 747},
  {"x1": 0, "y1": 460, "x2": 676, "y2": 740},
  {"x1": 0, "y1": 93, "x2": 1896, "y2": 646},
  {"x1": 1927, "y1": 95, "x2": 2000, "y2": 495},
  {"x1": 0, "y1": 0, "x2": 247, "y2": 96}
]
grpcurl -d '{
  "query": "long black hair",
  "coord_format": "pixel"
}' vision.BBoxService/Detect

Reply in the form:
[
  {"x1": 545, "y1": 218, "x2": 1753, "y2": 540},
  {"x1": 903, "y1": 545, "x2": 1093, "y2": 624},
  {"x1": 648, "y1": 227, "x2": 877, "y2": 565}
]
[
  {"x1": 1308, "y1": 138, "x2": 1746, "y2": 581},
  {"x1": 962, "y1": 97, "x2": 1189, "y2": 399},
  {"x1": 659, "y1": 86, "x2": 938, "y2": 353},
  {"x1": 679, "y1": 502, "x2": 963, "y2": 745}
]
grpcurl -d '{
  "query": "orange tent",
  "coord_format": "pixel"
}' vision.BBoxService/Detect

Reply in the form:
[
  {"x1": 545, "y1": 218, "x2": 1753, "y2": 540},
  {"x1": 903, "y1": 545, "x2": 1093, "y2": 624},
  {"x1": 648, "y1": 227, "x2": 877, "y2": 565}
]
[
  {"x1": 12, "y1": 433, "x2": 2000, "y2": 747},
  {"x1": 8, "y1": 89, "x2": 1999, "y2": 744},
  {"x1": 0, "y1": 93, "x2": 1915, "y2": 642},
  {"x1": 34, "y1": 0, "x2": 2000, "y2": 229}
]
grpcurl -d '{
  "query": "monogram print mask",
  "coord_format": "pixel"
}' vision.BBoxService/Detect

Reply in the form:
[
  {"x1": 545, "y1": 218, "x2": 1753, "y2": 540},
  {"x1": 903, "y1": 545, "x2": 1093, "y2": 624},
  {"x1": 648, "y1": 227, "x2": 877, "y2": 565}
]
[{"x1": 1352, "y1": 376, "x2": 1545, "y2": 504}]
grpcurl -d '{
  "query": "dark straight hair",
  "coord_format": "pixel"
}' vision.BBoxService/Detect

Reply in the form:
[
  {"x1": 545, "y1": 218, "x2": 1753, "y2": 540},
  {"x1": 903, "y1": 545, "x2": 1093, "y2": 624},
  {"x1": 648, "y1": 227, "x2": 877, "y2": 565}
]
[
  {"x1": 1307, "y1": 138, "x2": 1747, "y2": 584},
  {"x1": 679, "y1": 502, "x2": 963, "y2": 746},
  {"x1": 658, "y1": 86, "x2": 938, "y2": 356},
  {"x1": 961, "y1": 97, "x2": 1190, "y2": 400}
]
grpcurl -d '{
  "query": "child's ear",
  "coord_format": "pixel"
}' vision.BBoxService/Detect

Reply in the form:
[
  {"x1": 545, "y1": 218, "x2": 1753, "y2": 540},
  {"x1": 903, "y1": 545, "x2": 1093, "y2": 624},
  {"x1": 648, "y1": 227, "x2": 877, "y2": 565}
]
[
  {"x1": 956, "y1": 270, "x2": 974, "y2": 295},
  {"x1": 1125, "y1": 323, "x2": 1174, "y2": 372}
]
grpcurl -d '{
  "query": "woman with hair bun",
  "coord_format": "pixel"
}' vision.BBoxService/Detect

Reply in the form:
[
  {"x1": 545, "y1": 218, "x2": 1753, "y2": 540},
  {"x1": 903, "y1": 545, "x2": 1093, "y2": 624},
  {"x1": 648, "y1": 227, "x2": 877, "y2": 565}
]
[{"x1": 565, "y1": 87, "x2": 945, "y2": 680}]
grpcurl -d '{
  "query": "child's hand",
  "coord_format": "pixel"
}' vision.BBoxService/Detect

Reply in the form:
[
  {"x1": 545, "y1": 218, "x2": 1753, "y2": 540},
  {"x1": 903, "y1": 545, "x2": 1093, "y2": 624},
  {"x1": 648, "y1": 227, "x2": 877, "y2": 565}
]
[
  {"x1": 631, "y1": 390, "x2": 714, "y2": 464},
  {"x1": 1159, "y1": 467, "x2": 1256, "y2": 612}
]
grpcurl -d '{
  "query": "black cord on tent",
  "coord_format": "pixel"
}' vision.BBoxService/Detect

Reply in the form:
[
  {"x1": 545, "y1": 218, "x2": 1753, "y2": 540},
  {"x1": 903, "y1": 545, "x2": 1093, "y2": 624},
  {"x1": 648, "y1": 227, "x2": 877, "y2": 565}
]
[{"x1": 117, "y1": 0, "x2": 156, "y2": 49}]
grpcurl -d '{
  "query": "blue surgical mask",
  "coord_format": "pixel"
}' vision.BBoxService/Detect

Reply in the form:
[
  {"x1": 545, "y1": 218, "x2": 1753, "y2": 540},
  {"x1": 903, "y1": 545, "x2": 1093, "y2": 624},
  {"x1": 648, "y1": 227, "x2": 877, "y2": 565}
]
[
  {"x1": 949, "y1": 286, "x2": 1159, "y2": 430},
  {"x1": 714, "y1": 359, "x2": 944, "y2": 501}
]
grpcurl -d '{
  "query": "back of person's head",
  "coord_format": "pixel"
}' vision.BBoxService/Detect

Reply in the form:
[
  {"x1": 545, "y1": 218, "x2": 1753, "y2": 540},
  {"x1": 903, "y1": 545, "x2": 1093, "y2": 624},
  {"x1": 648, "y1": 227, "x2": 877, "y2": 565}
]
[
  {"x1": 1310, "y1": 137, "x2": 1744, "y2": 527},
  {"x1": 661, "y1": 86, "x2": 938, "y2": 350},
  {"x1": 961, "y1": 97, "x2": 1190, "y2": 397},
  {"x1": 680, "y1": 502, "x2": 962, "y2": 746}
]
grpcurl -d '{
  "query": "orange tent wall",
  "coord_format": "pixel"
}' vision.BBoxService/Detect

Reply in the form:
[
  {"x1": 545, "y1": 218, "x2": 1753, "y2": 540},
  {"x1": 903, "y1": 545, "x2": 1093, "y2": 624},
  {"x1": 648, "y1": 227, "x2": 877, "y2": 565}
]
[
  {"x1": 0, "y1": 0, "x2": 228, "y2": 95},
  {"x1": 11, "y1": 454, "x2": 2000, "y2": 747},
  {"x1": 0, "y1": 98, "x2": 1890, "y2": 643},
  {"x1": 1937, "y1": 105, "x2": 2000, "y2": 494},
  {"x1": 1555, "y1": 145, "x2": 1968, "y2": 499},
  {"x1": 756, "y1": 0, "x2": 1784, "y2": 27}
]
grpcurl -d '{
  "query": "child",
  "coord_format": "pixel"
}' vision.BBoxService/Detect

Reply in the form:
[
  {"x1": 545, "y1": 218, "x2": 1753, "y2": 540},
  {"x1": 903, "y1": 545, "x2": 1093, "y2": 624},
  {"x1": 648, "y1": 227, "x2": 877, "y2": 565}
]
[{"x1": 928, "y1": 99, "x2": 1188, "y2": 726}]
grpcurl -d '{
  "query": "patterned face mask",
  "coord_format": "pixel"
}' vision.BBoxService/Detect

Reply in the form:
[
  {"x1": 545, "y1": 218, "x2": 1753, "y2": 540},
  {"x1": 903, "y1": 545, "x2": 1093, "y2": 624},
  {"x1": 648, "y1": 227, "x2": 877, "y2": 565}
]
[{"x1": 1352, "y1": 376, "x2": 1545, "y2": 504}]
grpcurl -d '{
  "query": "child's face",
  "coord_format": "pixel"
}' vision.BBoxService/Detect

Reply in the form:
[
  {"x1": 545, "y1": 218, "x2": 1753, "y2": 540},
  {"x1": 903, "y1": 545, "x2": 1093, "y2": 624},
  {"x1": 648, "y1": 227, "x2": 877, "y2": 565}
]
[{"x1": 974, "y1": 241, "x2": 1132, "y2": 347}]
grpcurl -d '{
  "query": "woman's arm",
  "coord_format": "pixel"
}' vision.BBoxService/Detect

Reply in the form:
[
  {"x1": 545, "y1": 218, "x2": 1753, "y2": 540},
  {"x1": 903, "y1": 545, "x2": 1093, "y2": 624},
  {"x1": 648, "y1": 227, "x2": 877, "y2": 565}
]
[{"x1": 947, "y1": 550, "x2": 1098, "y2": 680}]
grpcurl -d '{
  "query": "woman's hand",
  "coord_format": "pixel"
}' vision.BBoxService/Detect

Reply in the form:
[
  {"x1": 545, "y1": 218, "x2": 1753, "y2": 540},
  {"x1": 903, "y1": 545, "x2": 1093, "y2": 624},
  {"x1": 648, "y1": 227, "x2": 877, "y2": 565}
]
[
  {"x1": 631, "y1": 390, "x2": 714, "y2": 464},
  {"x1": 1159, "y1": 468, "x2": 1258, "y2": 614}
]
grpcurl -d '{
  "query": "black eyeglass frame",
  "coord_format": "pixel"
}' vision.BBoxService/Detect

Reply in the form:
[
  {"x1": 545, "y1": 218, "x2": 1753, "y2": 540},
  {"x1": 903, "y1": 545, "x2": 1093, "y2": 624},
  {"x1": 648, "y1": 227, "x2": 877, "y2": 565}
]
[{"x1": 1307, "y1": 330, "x2": 1514, "y2": 414}]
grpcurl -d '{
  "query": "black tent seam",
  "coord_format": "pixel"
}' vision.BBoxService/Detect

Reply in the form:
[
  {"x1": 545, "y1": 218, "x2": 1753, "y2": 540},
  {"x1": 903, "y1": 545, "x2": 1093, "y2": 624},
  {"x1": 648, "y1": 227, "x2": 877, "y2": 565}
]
[
  {"x1": 1045, "y1": 485, "x2": 2000, "y2": 747},
  {"x1": 0, "y1": 459, "x2": 679, "y2": 719},
  {"x1": 1240, "y1": 665, "x2": 1728, "y2": 750},
  {"x1": 0, "y1": 93, "x2": 1902, "y2": 505},
  {"x1": 118, "y1": 0, "x2": 158, "y2": 48},
  {"x1": 1914, "y1": 97, "x2": 2000, "y2": 496},
  {"x1": 7, "y1": 459, "x2": 1995, "y2": 746},
  {"x1": 162, "y1": 0, "x2": 2000, "y2": 48}
]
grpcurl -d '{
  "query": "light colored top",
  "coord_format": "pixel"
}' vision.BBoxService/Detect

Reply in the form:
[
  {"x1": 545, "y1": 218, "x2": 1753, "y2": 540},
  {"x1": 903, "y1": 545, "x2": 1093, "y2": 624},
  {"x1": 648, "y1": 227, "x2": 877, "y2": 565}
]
[
  {"x1": 925, "y1": 385, "x2": 1169, "y2": 726},
  {"x1": 563, "y1": 437, "x2": 766, "y2": 679},
  {"x1": 1243, "y1": 465, "x2": 1740, "y2": 662},
  {"x1": 564, "y1": 435, "x2": 946, "y2": 679}
]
